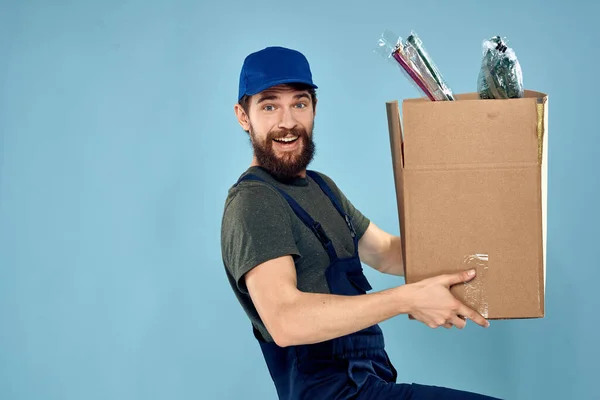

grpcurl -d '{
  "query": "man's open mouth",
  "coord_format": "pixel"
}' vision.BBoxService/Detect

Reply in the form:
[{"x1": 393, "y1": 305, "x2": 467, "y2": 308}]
[{"x1": 273, "y1": 136, "x2": 299, "y2": 144}]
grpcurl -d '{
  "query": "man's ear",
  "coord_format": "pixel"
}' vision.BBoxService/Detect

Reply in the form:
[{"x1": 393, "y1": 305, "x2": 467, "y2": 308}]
[{"x1": 234, "y1": 104, "x2": 251, "y2": 132}]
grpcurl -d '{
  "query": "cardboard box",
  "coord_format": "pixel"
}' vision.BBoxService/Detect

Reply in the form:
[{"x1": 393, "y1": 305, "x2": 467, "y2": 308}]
[{"x1": 385, "y1": 90, "x2": 547, "y2": 319}]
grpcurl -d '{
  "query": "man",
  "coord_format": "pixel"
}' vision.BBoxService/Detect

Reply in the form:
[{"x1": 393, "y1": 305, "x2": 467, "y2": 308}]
[{"x1": 221, "y1": 46, "x2": 501, "y2": 399}]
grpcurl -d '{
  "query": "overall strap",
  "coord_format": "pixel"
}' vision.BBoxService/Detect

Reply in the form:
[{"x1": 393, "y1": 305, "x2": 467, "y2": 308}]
[
  {"x1": 235, "y1": 173, "x2": 338, "y2": 261},
  {"x1": 305, "y1": 171, "x2": 357, "y2": 240}
]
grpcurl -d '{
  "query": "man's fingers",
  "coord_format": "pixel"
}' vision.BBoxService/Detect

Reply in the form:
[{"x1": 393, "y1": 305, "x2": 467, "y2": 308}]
[
  {"x1": 450, "y1": 315, "x2": 467, "y2": 329},
  {"x1": 443, "y1": 316, "x2": 467, "y2": 329},
  {"x1": 442, "y1": 269, "x2": 477, "y2": 287},
  {"x1": 457, "y1": 304, "x2": 490, "y2": 328}
]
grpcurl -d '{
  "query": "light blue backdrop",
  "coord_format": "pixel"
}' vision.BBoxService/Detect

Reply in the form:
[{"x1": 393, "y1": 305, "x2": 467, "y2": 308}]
[{"x1": 1, "y1": 1, "x2": 598, "y2": 399}]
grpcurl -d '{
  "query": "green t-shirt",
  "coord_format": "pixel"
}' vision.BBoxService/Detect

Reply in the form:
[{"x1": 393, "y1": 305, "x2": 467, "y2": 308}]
[{"x1": 220, "y1": 166, "x2": 371, "y2": 342}]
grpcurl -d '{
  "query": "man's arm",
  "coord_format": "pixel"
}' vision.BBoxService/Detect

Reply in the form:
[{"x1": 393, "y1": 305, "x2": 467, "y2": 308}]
[
  {"x1": 245, "y1": 255, "x2": 489, "y2": 347},
  {"x1": 358, "y1": 222, "x2": 404, "y2": 276}
]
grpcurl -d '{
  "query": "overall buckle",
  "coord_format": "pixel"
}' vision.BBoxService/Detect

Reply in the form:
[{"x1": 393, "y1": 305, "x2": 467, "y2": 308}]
[{"x1": 345, "y1": 215, "x2": 356, "y2": 238}]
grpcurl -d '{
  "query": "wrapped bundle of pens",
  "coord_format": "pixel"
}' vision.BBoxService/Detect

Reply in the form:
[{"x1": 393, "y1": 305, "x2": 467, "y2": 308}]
[
  {"x1": 477, "y1": 36, "x2": 524, "y2": 99},
  {"x1": 376, "y1": 30, "x2": 454, "y2": 101}
]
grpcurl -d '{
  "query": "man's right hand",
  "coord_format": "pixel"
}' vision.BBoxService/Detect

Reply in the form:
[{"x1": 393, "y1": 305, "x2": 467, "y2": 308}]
[{"x1": 406, "y1": 269, "x2": 490, "y2": 329}]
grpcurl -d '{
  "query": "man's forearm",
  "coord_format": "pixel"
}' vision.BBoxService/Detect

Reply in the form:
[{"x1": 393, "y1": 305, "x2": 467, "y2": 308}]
[{"x1": 272, "y1": 285, "x2": 412, "y2": 347}]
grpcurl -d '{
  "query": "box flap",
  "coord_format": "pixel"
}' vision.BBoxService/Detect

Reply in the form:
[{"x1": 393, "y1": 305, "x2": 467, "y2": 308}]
[
  {"x1": 386, "y1": 101, "x2": 408, "y2": 276},
  {"x1": 402, "y1": 91, "x2": 548, "y2": 168}
]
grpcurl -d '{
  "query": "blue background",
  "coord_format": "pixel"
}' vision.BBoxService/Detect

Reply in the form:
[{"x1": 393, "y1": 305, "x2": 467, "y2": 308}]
[{"x1": 1, "y1": 1, "x2": 598, "y2": 399}]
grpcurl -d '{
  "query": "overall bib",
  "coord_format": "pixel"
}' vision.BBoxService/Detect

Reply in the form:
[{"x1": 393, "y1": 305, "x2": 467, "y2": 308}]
[{"x1": 236, "y1": 171, "x2": 501, "y2": 400}]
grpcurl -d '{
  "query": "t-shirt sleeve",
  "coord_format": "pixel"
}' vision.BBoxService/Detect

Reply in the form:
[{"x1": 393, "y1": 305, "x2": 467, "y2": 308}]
[
  {"x1": 318, "y1": 173, "x2": 371, "y2": 240},
  {"x1": 221, "y1": 182, "x2": 300, "y2": 294}
]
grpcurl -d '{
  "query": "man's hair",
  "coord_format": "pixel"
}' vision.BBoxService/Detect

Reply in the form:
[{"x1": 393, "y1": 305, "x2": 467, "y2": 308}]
[{"x1": 238, "y1": 82, "x2": 317, "y2": 115}]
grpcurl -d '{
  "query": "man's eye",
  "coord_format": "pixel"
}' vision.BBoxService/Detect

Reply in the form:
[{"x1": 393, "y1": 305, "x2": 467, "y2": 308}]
[
  {"x1": 263, "y1": 105, "x2": 275, "y2": 111},
  {"x1": 295, "y1": 103, "x2": 307, "y2": 109}
]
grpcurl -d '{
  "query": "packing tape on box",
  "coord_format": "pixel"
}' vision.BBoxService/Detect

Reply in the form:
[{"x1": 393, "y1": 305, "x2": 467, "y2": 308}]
[
  {"x1": 537, "y1": 97, "x2": 546, "y2": 165},
  {"x1": 463, "y1": 253, "x2": 489, "y2": 318}
]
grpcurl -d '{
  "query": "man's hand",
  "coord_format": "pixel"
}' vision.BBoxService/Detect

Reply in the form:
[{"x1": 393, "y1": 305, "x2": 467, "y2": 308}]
[{"x1": 406, "y1": 269, "x2": 490, "y2": 329}]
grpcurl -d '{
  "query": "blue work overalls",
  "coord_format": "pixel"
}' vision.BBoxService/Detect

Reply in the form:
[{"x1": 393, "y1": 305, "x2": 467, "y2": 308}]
[{"x1": 237, "y1": 171, "x2": 501, "y2": 400}]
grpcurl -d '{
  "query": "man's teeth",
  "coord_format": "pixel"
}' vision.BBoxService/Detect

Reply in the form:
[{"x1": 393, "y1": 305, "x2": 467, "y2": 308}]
[{"x1": 273, "y1": 136, "x2": 299, "y2": 143}]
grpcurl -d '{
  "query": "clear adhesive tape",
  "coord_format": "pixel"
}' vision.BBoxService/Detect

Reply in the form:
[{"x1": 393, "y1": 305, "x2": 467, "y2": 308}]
[{"x1": 463, "y1": 253, "x2": 489, "y2": 318}]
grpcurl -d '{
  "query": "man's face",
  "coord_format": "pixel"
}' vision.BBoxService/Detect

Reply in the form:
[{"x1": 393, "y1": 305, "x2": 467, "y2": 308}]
[{"x1": 236, "y1": 85, "x2": 316, "y2": 181}]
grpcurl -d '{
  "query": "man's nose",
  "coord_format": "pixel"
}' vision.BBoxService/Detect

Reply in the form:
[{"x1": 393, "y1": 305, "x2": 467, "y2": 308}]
[{"x1": 277, "y1": 107, "x2": 298, "y2": 130}]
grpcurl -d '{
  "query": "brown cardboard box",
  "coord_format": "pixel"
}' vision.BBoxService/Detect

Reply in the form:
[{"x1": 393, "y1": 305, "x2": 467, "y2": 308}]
[{"x1": 385, "y1": 90, "x2": 547, "y2": 319}]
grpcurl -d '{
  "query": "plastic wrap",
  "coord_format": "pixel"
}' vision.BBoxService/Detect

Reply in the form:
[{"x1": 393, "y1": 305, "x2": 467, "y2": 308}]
[
  {"x1": 376, "y1": 30, "x2": 454, "y2": 101},
  {"x1": 376, "y1": 30, "x2": 435, "y2": 100},
  {"x1": 405, "y1": 31, "x2": 454, "y2": 100},
  {"x1": 478, "y1": 36, "x2": 524, "y2": 99}
]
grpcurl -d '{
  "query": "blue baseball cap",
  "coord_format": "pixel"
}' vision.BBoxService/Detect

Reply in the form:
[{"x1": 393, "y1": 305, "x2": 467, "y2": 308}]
[{"x1": 238, "y1": 46, "x2": 318, "y2": 102}]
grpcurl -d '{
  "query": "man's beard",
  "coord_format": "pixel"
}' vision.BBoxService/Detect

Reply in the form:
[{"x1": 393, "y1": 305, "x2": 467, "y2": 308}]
[{"x1": 250, "y1": 124, "x2": 315, "y2": 182}]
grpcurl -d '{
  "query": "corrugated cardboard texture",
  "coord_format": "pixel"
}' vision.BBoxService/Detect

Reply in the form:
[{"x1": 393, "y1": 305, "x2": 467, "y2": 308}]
[{"x1": 386, "y1": 90, "x2": 547, "y2": 319}]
